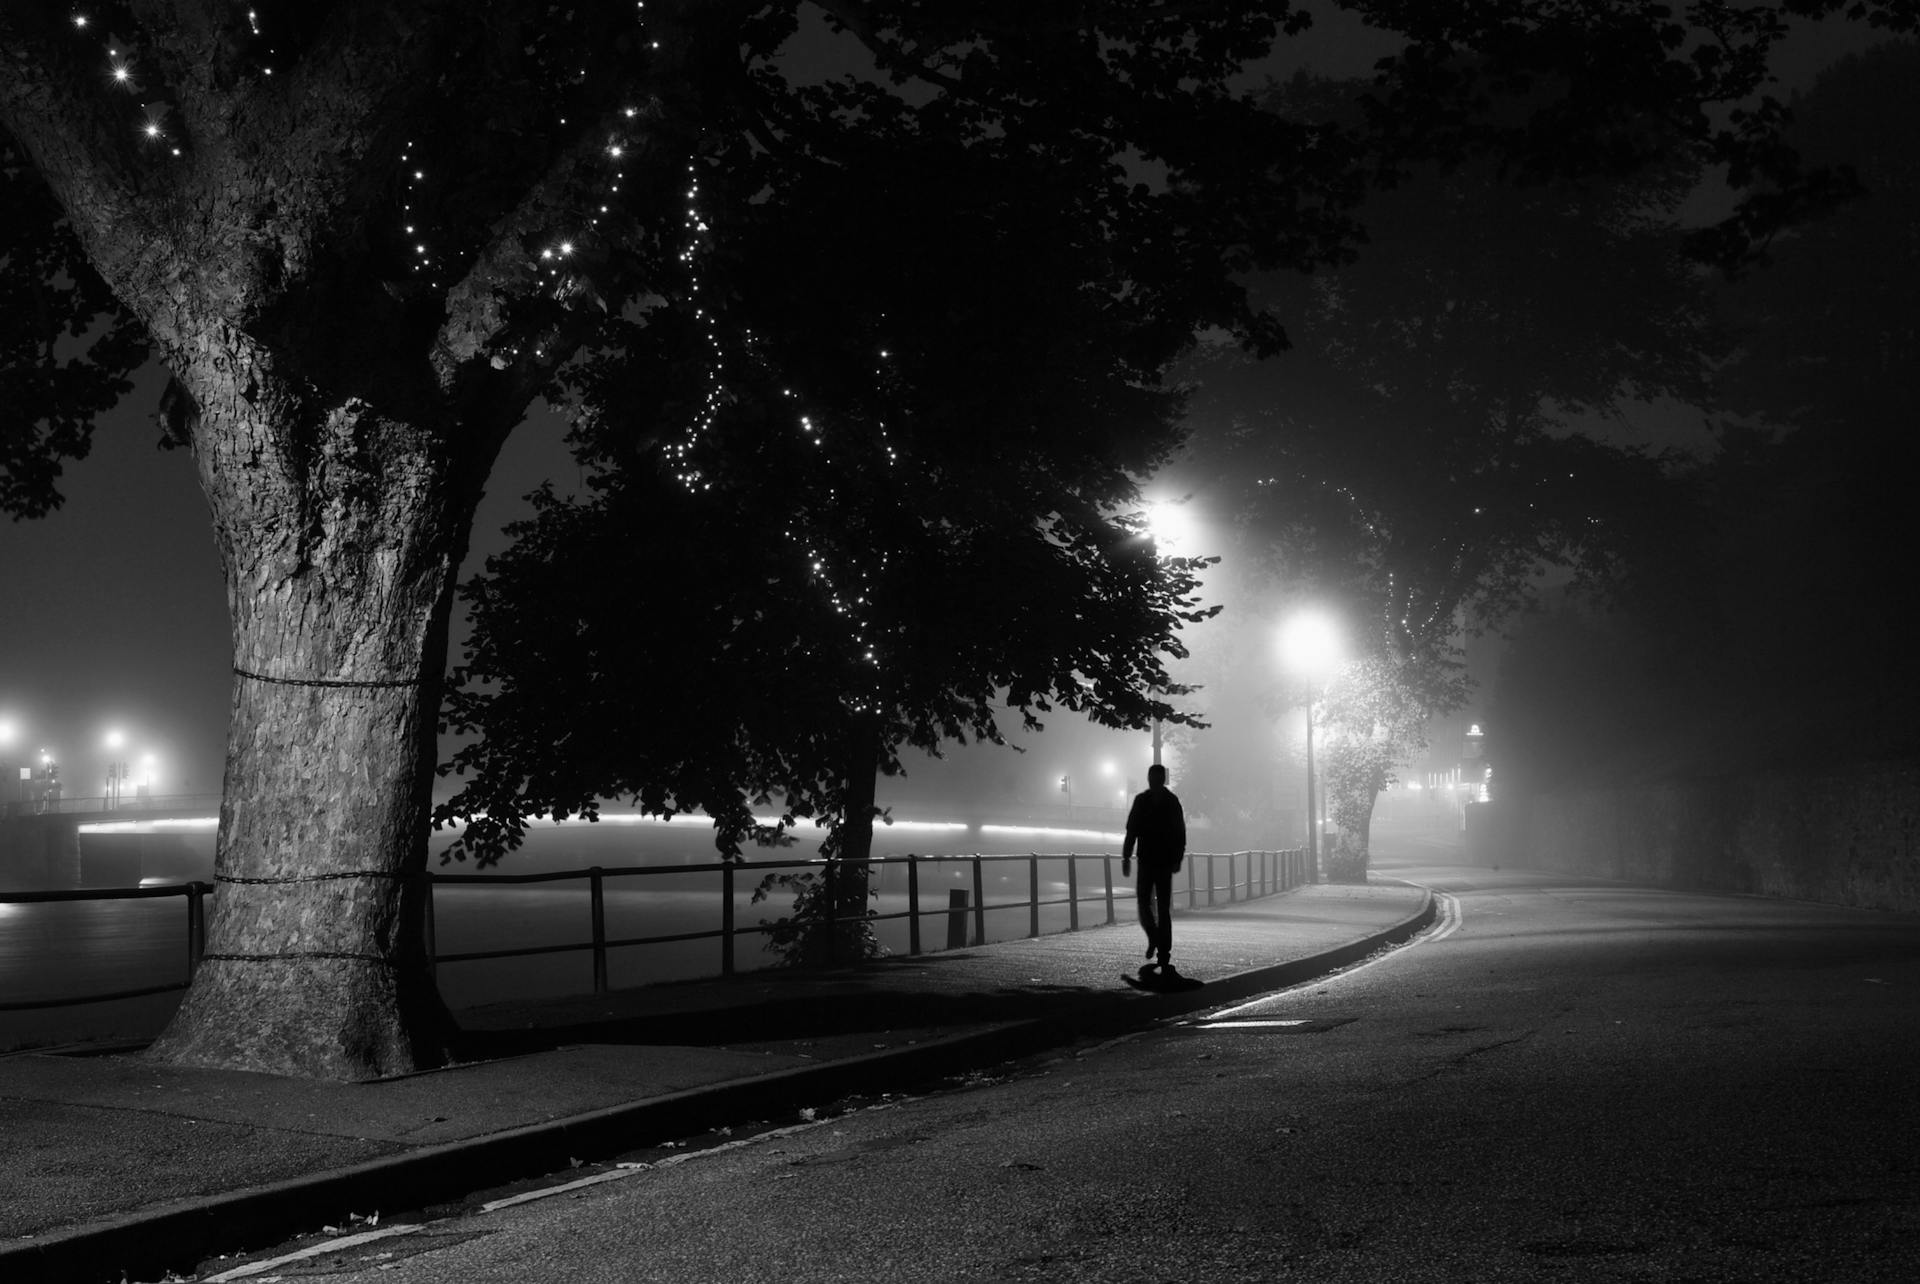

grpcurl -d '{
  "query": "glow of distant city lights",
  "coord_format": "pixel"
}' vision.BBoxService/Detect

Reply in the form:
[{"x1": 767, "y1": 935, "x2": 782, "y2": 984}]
[{"x1": 980, "y1": 823, "x2": 1125, "y2": 845}]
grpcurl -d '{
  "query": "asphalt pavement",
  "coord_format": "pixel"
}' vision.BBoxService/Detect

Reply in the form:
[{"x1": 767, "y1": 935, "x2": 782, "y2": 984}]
[{"x1": 0, "y1": 878, "x2": 1431, "y2": 1284}]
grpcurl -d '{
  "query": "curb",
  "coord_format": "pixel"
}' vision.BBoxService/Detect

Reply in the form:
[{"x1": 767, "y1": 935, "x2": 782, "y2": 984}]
[{"x1": 3, "y1": 889, "x2": 1435, "y2": 1284}]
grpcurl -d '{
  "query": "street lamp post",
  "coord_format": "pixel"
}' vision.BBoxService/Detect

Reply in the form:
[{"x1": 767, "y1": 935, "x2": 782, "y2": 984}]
[
  {"x1": 103, "y1": 729, "x2": 128, "y2": 810},
  {"x1": 1279, "y1": 611, "x2": 1342, "y2": 882}
]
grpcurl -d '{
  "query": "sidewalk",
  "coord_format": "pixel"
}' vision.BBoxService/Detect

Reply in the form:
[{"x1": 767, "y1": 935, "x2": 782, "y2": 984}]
[{"x1": 0, "y1": 879, "x2": 1432, "y2": 1284}]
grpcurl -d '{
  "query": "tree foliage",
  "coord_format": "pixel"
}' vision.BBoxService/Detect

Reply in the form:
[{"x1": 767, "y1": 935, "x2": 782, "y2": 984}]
[
  {"x1": 5, "y1": 0, "x2": 1911, "y2": 1075},
  {"x1": 438, "y1": 144, "x2": 1223, "y2": 867},
  {"x1": 1491, "y1": 41, "x2": 1920, "y2": 792},
  {"x1": 0, "y1": 124, "x2": 146, "y2": 519},
  {"x1": 1174, "y1": 72, "x2": 1722, "y2": 864}
]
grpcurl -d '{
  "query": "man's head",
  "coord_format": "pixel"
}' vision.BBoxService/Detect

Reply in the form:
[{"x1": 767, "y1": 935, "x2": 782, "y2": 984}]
[{"x1": 1148, "y1": 763, "x2": 1168, "y2": 788}]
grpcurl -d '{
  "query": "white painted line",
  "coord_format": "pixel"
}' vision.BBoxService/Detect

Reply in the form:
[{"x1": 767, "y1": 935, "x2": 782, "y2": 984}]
[
  {"x1": 480, "y1": 1166, "x2": 641, "y2": 1211},
  {"x1": 204, "y1": 1224, "x2": 423, "y2": 1280},
  {"x1": 1194, "y1": 1019, "x2": 1313, "y2": 1030},
  {"x1": 1204, "y1": 993, "x2": 1278, "y2": 1021}
]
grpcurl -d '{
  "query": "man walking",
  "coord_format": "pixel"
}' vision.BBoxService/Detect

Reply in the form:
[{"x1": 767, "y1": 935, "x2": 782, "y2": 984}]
[{"x1": 1122, "y1": 763, "x2": 1186, "y2": 976}]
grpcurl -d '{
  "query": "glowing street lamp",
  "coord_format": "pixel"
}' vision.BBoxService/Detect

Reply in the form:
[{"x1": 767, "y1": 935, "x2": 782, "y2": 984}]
[
  {"x1": 1279, "y1": 611, "x2": 1343, "y2": 879},
  {"x1": 1143, "y1": 497, "x2": 1204, "y2": 766}
]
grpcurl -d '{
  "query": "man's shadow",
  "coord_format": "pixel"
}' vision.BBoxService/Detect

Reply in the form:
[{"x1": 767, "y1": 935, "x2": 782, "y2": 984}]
[{"x1": 1122, "y1": 965, "x2": 1205, "y2": 993}]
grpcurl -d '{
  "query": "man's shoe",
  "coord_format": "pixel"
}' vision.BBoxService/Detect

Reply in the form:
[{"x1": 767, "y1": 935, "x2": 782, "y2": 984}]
[{"x1": 1145, "y1": 943, "x2": 1157, "y2": 960}]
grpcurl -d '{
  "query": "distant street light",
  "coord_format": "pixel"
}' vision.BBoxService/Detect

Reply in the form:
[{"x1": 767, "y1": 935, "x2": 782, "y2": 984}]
[
  {"x1": 103, "y1": 728, "x2": 130, "y2": 809},
  {"x1": 1279, "y1": 611, "x2": 1343, "y2": 879}
]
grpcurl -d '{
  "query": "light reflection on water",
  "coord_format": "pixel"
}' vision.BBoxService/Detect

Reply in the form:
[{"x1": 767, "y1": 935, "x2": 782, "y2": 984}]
[{"x1": 2, "y1": 815, "x2": 1131, "y2": 1051}]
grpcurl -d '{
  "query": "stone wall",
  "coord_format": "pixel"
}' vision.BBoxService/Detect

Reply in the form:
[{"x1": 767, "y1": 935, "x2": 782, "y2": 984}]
[
  {"x1": 1468, "y1": 758, "x2": 1920, "y2": 914},
  {"x1": 0, "y1": 817, "x2": 83, "y2": 890}
]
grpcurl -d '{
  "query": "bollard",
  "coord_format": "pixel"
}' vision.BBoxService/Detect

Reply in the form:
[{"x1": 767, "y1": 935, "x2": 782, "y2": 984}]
[
  {"x1": 947, "y1": 888, "x2": 969, "y2": 950},
  {"x1": 590, "y1": 866, "x2": 608, "y2": 994}
]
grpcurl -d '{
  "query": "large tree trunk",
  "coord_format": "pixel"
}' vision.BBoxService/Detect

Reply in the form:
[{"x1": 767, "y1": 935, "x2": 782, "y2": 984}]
[{"x1": 147, "y1": 343, "x2": 478, "y2": 1079}]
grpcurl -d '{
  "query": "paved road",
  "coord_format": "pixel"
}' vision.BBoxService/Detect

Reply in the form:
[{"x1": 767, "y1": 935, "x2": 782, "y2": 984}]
[{"x1": 173, "y1": 860, "x2": 1920, "y2": 1283}]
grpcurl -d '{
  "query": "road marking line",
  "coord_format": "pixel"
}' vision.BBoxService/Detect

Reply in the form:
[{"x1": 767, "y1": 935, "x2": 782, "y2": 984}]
[
  {"x1": 1425, "y1": 891, "x2": 1465, "y2": 943},
  {"x1": 481, "y1": 1166, "x2": 642, "y2": 1211},
  {"x1": 1202, "y1": 888, "x2": 1465, "y2": 1022},
  {"x1": 204, "y1": 1225, "x2": 424, "y2": 1280}
]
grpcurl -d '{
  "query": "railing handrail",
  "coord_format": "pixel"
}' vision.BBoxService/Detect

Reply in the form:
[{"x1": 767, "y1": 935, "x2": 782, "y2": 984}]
[
  {"x1": 2, "y1": 849, "x2": 1311, "y2": 1015},
  {"x1": 425, "y1": 848, "x2": 1285, "y2": 883}
]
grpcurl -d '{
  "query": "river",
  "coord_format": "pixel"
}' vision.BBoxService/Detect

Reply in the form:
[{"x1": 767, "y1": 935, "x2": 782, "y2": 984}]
[{"x1": 0, "y1": 812, "x2": 1141, "y2": 1053}]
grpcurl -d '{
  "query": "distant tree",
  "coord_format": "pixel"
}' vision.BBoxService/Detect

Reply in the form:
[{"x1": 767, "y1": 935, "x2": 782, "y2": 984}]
[
  {"x1": 3, "y1": 1, "x2": 1902, "y2": 1077},
  {"x1": 1180, "y1": 73, "x2": 1715, "y2": 875},
  {"x1": 1491, "y1": 42, "x2": 1920, "y2": 788}
]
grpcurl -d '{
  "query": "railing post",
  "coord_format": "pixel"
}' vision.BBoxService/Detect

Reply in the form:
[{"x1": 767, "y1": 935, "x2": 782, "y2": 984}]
[
  {"x1": 1028, "y1": 854, "x2": 1040, "y2": 938},
  {"x1": 1187, "y1": 859, "x2": 1196, "y2": 908},
  {"x1": 1103, "y1": 855, "x2": 1115, "y2": 925},
  {"x1": 947, "y1": 887, "x2": 969, "y2": 950},
  {"x1": 1207, "y1": 853, "x2": 1216, "y2": 906},
  {"x1": 908, "y1": 855, "x2": 922, "y2": 956},
  {"x1": 971, "y1": 855, "x2": 987, "y2": 946},
  {"x1": 1067, "y1": 855, "x2": 1079, "y2": 931},
  {"x1": 186, "y1": 881, "x2": 207, "y2": 981},
  {"x1": 590, "y1": 866, "x2": 608, "y2": 994},
  {"x1": 824, "y1": 859, "x2": 839, "y2": 967},
  {"x1": 722, "y1": 860, "x2": 736, "y2": 976}
]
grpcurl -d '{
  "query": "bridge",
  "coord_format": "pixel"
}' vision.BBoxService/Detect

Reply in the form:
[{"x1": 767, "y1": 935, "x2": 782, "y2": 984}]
[{"x1": 0, "y1": 795, "x2": 220, "y2": 890}]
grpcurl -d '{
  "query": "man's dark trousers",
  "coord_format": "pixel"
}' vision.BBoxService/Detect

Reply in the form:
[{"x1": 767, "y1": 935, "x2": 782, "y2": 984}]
[{"x1": 1138, "y1": 858, "x2": 1175, "y2": 965}]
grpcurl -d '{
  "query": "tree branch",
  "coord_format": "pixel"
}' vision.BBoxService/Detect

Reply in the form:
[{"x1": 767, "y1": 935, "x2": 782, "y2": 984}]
[{"x1": 0, "y1": 3, "x2": 176, "y2": 290}]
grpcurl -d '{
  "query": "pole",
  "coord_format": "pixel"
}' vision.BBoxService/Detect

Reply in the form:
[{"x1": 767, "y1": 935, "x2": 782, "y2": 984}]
[
  {"x1": 1152, "y1": 718, "x2": 1163, "y2": 767},
  {"x1": 721, "y1": 860, "x2": 735, "y2": 976},
  {"x1": 907, "y1": 855, "x2": 921, "y2": 956},
  {"x1": 1305, "y1": 703, "x2": 1318, "y2": 882}
]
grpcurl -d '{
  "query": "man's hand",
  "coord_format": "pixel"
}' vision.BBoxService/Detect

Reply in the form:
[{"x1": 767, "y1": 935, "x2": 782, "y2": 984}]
[{"x1": 1122, "y1": 855, "x2": 1132, "y2": 877}]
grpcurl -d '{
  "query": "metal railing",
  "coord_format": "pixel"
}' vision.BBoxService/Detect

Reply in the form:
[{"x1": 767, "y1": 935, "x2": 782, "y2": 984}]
[
  {"x1": 0, "y1": 881, "x2": 210, "y2": 1009},
  {"x1": 1, "y1": 848, "x2": 1310, "y2": 1012}
]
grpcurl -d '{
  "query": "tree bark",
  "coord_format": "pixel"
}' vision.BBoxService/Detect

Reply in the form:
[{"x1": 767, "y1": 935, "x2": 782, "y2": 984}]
[{"x1": 144, "y1": 333, "x2": 477, "y2": 1078}]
